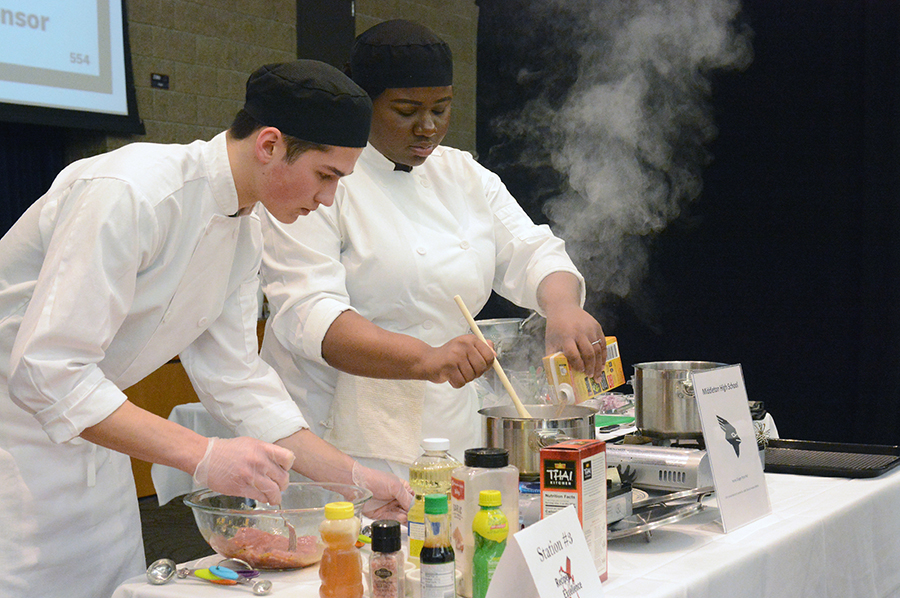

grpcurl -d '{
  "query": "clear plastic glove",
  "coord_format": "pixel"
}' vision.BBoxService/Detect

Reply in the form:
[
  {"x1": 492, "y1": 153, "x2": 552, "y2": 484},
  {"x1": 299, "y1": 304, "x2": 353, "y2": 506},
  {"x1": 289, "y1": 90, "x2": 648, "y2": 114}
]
[
  {"x1": 351, "y1": 461, "x2": 414, "y2": 523},
  {"x1": 192, "y1": 437, "x2": 295, "y2": 505}
]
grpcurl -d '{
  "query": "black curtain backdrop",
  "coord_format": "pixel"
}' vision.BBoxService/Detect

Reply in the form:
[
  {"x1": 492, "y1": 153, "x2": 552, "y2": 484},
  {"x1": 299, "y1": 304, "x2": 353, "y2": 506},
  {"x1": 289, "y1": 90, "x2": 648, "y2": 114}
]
[
  {"x1": 0, "y1": 122, "x2": 66, "y2": 235},
  {"x1": 476, "y1": 1, "x2": 900, "y2": 445},
  {"x1": 3, "y1": 2, "x2": 899, "y2": 446}
]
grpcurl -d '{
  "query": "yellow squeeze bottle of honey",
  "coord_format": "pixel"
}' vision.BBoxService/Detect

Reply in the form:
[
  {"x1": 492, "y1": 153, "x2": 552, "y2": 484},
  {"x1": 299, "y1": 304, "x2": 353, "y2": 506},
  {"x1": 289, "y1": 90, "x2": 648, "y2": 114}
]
[
  {"x1": 408, "y1": 438, "x2": 460, "y2": 560},
  {"x1": 319, "y1": 501, "x2": 363, "y2": 598}
]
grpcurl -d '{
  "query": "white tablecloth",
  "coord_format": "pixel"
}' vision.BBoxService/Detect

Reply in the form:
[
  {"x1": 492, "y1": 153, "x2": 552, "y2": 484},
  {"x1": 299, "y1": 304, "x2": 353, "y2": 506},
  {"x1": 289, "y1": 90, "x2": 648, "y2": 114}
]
[
  {"x1": 119, "y1": 465, "x2": 900, "y2": 598},
  {"x1": 151, "y1": 403, "x2": 233, "y2": 505}
]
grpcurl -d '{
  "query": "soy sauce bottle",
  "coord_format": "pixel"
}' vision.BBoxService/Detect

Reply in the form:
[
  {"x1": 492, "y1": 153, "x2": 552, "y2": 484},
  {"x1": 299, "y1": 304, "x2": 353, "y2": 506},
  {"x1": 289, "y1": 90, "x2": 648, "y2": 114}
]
[{"x1": 420, "y1": 493, "x2": 455, "y2": 598}]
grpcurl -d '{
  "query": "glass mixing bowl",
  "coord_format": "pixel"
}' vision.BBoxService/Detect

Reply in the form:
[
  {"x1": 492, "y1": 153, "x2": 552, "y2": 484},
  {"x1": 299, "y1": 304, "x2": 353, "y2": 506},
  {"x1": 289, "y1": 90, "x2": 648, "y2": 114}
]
[{"x1": 184, "y1": 482, "x2": 371, "y2": 570}]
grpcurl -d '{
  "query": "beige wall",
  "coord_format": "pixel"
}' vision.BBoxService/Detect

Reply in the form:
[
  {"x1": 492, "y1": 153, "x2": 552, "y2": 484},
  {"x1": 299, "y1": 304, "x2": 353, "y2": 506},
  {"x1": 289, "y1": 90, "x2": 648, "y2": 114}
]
[
  {"x1": 355, "y1": 1, "x2": 479, "y2": 152},
  {"x1": 71, "y1": 0, "x2": 478, "y2": 161}
]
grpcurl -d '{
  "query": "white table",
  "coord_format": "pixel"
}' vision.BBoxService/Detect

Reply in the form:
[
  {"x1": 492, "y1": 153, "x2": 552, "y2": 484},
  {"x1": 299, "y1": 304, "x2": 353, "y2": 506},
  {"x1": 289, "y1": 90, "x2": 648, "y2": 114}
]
[
  {"x1": 152, "y1": 403, "x2": 641, "y2": 505},
  {"x1": 151, "y1": 403, "x2": 233, "y2": 505},
  {"x1": 117, "y1": 466, "x2": 900, "y2": 598},
  {"x1": 603, "y1": 470, "x2": 900, "y2": 598}
]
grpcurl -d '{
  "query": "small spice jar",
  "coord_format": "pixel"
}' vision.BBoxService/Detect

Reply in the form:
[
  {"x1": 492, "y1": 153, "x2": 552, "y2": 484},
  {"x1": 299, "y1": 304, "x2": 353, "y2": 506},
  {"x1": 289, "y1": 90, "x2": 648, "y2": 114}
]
[{"x1": 369, "y1": 520, "x2": 404, "y2": 598}]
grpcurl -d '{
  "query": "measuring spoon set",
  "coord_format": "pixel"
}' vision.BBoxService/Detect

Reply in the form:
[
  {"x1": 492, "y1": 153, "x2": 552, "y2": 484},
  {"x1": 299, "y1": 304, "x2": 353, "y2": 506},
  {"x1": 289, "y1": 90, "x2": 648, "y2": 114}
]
[{"x1": 147, "y1": 556, "x2": 273, "y2": 595}]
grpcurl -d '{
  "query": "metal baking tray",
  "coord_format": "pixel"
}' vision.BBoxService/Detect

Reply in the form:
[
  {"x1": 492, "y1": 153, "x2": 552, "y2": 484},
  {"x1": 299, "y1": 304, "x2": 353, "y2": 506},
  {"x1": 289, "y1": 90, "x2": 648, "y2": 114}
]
[{"x1": 763, "y1": 439, "x2": 900, "y2": 478}]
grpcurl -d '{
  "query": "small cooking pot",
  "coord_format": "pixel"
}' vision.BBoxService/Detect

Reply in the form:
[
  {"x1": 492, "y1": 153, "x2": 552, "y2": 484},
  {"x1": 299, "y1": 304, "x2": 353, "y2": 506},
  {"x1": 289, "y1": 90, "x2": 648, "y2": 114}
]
[
  {"x1": 632, "y1": 361, "x2": 727, "y2": 440},
  {"x1": 479, "y1": 404, "x2": 595, "y2": 480}
]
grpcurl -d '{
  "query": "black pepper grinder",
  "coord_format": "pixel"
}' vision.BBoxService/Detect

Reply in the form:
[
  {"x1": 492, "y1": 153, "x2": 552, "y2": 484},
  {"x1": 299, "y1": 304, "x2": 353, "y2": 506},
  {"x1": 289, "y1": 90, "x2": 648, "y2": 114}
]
[{"x1": 369, "y1": 520, "x2": 405, "y2": 598}]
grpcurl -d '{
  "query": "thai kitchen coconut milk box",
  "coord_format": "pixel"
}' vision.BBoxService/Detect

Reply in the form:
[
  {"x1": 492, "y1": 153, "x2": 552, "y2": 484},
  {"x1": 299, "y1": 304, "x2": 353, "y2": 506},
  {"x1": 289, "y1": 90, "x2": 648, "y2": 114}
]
[
  {"x1": 540, "y1": 439, "x2": 608, "y2": 581},
  {"x1": 543, "y1": 336, "x2": 625, "y2": 404}
]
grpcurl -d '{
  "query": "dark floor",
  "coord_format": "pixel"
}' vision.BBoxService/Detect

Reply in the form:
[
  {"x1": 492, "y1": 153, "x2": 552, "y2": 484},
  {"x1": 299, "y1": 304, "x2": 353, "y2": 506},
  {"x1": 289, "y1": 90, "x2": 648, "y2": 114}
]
[{"x1": 139, "y1": 494, "x2": 214, "y2": 567}]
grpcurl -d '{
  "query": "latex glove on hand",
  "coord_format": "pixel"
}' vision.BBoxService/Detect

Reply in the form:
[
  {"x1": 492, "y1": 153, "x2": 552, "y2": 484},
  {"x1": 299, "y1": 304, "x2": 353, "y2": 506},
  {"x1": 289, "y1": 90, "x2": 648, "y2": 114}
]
[
  {"x1": 193, "y1": 436, "x2": 295, "y2": 505},
  {"x1": 351, "y1": 461, "x2": 414, "y2": 523}
]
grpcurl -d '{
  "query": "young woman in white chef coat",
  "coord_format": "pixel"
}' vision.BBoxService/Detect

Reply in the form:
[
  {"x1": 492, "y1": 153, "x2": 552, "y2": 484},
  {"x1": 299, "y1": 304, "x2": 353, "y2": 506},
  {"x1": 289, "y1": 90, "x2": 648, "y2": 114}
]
[
  {"x1": 259, "y1": 21, "x2": 607, "y2": 478},
  {"x1": 0, "y1": 60, "x2": 412, "y2": 598}
]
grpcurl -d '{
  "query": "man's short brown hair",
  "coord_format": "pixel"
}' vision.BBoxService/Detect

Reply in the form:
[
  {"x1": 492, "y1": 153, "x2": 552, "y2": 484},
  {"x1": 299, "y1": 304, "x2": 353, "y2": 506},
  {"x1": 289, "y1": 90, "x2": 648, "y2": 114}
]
[{"x1": 229, "y1": 109, "x2": 329, "y2": 163}]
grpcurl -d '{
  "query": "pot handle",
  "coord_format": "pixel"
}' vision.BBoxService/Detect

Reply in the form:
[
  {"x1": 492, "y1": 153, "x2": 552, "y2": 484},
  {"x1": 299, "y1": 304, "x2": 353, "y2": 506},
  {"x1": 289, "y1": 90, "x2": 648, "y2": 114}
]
[
  {"x1": 529, "y1": 429, "x2": 573, "y2": 451},
  {"x1": 680, "y1": 377, "x2": 695, "y2": 397}
]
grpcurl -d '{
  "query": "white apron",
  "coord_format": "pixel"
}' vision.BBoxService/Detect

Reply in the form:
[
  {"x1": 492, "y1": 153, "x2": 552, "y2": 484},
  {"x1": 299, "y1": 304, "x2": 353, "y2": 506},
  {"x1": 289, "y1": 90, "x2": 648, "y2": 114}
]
[
  {"x1": 0, "y1": 134, "x2": 305, "y2": 598},
  {"x1": 1, "y1": 213, "x2": 243, "y2": 598}
]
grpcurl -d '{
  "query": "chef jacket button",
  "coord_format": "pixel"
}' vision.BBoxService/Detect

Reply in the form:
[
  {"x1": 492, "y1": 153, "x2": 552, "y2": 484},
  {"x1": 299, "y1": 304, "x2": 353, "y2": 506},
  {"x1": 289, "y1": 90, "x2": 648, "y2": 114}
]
[
  {"x1": 420, "y1": 177, "x2": 431, "y2": 188},
  {"x1": 423, "y1": 320, "x2": 434, "y2": 330},
  {"x1": 417, "y1": 247, "x2": 426, "y2": 255},
  {"x1": 460, "y1": 240, "x2": 470, "y2": 249},
  {"x1": 198, "y1": 317, "x2": 208, "y2": 327}
]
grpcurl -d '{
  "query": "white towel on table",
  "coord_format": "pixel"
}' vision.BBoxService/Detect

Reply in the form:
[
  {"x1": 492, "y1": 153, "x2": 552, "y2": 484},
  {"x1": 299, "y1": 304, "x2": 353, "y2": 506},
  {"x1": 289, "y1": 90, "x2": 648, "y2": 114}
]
[{"x1": 323, "y1": 373, "x2": 426, "y2": 466}]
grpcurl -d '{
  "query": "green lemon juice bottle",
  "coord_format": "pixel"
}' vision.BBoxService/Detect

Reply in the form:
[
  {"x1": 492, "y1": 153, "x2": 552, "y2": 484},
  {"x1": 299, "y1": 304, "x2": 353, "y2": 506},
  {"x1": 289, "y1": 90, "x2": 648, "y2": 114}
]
[{"x1": 472, "y1": 490, "x2": 509, "y2": 598}]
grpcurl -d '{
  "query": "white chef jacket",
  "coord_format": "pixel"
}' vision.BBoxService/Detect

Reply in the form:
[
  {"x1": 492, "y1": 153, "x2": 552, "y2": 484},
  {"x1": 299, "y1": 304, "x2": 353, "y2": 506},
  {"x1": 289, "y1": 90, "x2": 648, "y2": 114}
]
[
  {"x1": 259, "y1": 143, "x2": 583, "y2": 476},
  {"x1": 0, "y1": 132, "x2": 308, "y2": 598}
]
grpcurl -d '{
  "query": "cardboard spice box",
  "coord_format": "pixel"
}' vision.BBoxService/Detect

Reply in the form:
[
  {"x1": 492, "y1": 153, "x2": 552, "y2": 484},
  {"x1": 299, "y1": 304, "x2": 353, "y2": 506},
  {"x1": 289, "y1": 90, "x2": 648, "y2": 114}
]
[{"x1": 540, "y1": 439, "x2": 608, "y2": 581}]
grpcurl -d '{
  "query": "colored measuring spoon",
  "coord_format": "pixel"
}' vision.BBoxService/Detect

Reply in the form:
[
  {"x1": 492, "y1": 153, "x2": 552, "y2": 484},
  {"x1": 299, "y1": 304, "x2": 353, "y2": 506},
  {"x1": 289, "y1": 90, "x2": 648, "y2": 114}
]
[
  {"x1": 194, "y1": 568, "x2": 237, "y2": 585},
  {"x1": 209, "y1": 566, "x2": 240, "y2": 580},
  {"x1": 216, "y1": 557, "x2": 260, "y2": 578},
  {"x1": 198, "y1": 565, "x2": 273, "y2": 595}
]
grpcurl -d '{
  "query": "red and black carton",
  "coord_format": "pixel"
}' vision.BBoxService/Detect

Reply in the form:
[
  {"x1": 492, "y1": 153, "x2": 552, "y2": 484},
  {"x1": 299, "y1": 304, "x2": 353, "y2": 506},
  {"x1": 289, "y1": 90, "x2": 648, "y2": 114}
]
[{"x1": 540, "y1": 439, "x2": 608, "y2": 581}]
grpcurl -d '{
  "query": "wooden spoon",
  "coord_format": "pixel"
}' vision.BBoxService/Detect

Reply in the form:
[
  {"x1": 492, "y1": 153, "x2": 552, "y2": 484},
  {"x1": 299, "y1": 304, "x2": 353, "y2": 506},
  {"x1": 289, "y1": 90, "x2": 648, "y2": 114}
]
[{"x1": 453, "y1": 295, "x2": 532, "y2": 418}]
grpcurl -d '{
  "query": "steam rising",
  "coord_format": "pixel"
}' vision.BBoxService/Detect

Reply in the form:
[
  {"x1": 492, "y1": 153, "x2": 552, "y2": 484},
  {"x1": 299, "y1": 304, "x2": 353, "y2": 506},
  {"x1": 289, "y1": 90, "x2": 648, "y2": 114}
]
[{"x1": 489, "y1": 0, "x2": 753, "y2": 317}]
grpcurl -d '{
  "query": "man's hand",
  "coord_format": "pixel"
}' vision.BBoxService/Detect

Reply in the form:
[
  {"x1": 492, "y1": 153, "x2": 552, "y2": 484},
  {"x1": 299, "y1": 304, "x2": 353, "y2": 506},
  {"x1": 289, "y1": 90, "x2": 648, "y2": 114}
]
[
  {"x1": 351, "y1": 461, "x2": 414, "y2": 523},
  {"x1": 193, "y1": 436, "x2": 295, "y2": 505}
]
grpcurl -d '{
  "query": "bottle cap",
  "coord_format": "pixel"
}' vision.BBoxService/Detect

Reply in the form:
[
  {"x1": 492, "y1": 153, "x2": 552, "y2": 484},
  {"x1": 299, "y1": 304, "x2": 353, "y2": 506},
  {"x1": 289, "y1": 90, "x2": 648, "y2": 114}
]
[
  {"x1": 464, "y1": 447, "x2": 509, "y2": 468},
  {"x1": 478, "y1": 490, "x2": 502, "y2": 507},
  {"x1": 421, "y1": 438, "x2": 450, "y2": 451},
  {"x1": 323, "y1": 501, "x2": 355, "y2": 520},
  {"x1": 371, "y1": 519, "x2": 401, "y2": 552},
  {"x1": 423, "y1": 493, "x2": 448, "y2": 515}
]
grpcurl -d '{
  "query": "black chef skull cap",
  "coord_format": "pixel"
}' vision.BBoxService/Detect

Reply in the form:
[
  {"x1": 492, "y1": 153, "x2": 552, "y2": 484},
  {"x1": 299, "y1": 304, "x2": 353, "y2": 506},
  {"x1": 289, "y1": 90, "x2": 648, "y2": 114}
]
[
  {"x1": 243, "y1": 59, "x2": 372, "y2": 148},
  {"x1": 349, "y1": 19, "x2": 453, "y2": 98}
]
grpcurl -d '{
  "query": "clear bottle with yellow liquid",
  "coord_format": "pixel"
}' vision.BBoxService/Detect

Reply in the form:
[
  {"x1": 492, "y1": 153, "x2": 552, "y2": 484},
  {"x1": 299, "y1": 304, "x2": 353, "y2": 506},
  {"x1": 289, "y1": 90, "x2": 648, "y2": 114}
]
[{"x1": 408, "y1": 438, "x2": 460, "y2": 560}]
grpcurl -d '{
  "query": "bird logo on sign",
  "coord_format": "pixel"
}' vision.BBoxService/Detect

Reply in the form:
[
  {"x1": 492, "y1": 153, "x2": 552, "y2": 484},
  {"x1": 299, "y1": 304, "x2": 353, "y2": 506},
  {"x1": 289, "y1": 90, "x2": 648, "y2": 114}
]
[{"x1": 717, "y1": 415, "x2": 742, "y2": 457}]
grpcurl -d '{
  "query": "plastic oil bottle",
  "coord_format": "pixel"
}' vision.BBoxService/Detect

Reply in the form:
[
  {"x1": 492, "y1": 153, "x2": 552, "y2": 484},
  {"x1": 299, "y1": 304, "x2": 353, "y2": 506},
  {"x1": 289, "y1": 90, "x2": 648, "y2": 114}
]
[
  {"x1": 319, "y1": 501, "x2": 363, "y2": 598},
  {"x1": 408, "y1": 438, "x2": 461, "y2": 560},
  {"x1": 472, "y1": 490, "x2": 509, "y2": 598},
  {"x1": 420, "y1": 493, "x2": 456, "y2": 598}
]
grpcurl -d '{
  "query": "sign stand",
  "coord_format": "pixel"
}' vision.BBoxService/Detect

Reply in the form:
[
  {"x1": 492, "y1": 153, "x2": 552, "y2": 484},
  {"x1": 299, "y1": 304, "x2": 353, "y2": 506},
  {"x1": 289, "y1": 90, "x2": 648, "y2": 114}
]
[
  {"x1": 691, "y1": 364, "x2": 771, "y2": 532},
  {"x1": 486, "y1": 506, "x2": 604, "y2": 598}
]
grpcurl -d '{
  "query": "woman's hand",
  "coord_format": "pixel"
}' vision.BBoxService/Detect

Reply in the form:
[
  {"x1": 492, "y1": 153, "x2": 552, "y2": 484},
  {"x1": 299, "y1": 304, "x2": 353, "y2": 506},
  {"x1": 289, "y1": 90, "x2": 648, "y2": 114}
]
[
  {"x1": 545, "y1": 304, "x2": 606, "y2": 379},
  {"x1": 537, "y1": 272, "x2": 606, "y2": 380},
  {"x1": 418, "y1": 335, "x2": 495, "y2": 388}
]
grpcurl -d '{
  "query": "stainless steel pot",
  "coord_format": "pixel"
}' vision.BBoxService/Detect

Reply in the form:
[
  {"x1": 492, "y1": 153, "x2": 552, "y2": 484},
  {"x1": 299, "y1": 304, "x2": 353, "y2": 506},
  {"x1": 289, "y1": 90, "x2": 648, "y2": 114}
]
[
  {"x1": 479, "y1": 404, "x2": 596, "y2": 480},
  {"x1": 475, "y1": 316, "x2": 550, "y2": 403},
  {"x1": 632, "y1": 361, "x2": 727, "y2": 440},
  {"x1": 475, "y1": 315, "x2": 543, "y2": 361}
]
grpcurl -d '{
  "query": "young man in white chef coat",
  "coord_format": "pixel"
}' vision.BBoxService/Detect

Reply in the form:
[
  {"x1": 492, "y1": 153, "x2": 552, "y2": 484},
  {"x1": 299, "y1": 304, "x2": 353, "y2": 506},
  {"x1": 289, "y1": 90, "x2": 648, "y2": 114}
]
[
  {"x1": 258, "y1": 22, "x2": 607, "y2": 478},
  {"x1": 0, "y1": 60, "x2": 412, "y2": 598}
]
